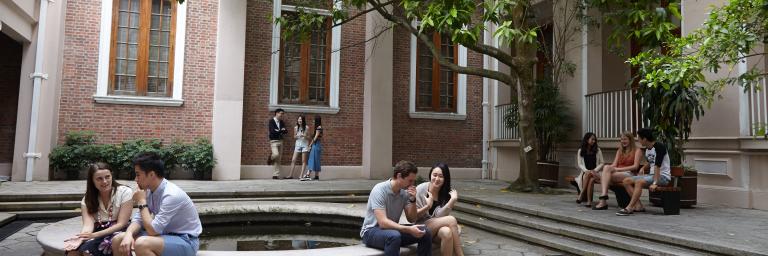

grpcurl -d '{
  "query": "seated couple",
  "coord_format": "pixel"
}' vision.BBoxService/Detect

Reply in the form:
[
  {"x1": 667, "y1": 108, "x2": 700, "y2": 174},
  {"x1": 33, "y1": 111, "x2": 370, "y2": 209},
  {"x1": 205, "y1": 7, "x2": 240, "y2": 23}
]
[
  {"x1": 361, "y1": 161, "x2": 464, "y2": 256},
  {"x1": 576, "y1": 129, "x2": 672, "y2": 216},
  {"x1": 63, "y1": 152, "x2": 202, "y2": 256}
]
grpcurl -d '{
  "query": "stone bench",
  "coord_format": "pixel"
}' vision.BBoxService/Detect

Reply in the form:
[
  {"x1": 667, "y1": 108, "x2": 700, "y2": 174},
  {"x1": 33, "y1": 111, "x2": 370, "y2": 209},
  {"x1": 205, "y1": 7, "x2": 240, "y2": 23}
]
[{"x1": 38, "y1": 201, "x2": 432, "y2": 256}]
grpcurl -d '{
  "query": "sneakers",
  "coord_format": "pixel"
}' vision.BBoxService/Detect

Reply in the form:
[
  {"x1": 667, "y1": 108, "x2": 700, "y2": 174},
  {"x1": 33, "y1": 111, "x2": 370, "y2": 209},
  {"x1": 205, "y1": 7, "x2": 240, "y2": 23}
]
[
  {"x1": 313, "y1": 175, "x2": 319, "y2": 181},
  {"x1": 300, "y1": 175, "x2": 311, "y2": 181}
]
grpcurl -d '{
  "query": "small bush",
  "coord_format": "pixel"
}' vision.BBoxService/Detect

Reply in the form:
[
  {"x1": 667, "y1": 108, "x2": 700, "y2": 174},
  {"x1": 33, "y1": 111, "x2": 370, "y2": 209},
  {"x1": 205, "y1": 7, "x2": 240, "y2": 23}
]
[{"x1": 49, "y1": 131, "x2": 216, "y2": 180}]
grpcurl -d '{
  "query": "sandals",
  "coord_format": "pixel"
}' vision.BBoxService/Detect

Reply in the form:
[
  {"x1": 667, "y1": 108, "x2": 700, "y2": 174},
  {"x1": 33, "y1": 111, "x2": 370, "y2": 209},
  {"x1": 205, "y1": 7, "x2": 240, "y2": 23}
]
[
  {"x1": 592, "y1": 195, "x2": 609, "y2": 210},
  {"x1": 616, "y1": 208, "x2": 633, "y2": 216}
]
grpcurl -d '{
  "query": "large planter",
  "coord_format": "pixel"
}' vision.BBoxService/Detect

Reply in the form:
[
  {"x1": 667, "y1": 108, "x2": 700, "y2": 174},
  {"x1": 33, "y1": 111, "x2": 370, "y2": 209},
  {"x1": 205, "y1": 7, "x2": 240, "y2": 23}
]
[{"x1": 537, "y1": 161, "x2": 559, "y2": 187}]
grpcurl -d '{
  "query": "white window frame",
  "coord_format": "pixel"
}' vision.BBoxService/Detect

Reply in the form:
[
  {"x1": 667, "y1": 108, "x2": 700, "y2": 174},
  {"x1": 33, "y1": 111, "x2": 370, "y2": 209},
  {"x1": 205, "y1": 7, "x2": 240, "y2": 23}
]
[
  {"x1": 94, "y1": 0, "x2": 187, "y2": 107},
  {"x1": 409, "y1": 22, "x2": 467, "y2": 120},
  {"x1": 269, "y1": 0, "x2": 341, "y2": 114}
]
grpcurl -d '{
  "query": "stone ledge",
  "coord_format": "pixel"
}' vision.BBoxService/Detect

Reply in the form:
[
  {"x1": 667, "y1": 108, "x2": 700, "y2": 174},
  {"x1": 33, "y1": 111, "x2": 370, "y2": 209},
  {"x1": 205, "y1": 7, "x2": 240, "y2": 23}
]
[{"x1": 38, "y1": 201, "x2": 422, "y2": 256}]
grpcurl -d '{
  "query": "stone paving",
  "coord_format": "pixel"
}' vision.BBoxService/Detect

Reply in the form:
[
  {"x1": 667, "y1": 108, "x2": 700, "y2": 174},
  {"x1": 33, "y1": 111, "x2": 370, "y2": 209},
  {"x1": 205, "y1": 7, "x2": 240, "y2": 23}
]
[
  {"x1": 1, "y1": 178, "x2": 767, "y2": 255},
  {"x1": 0, "y1": 222, "x2": 49, "y2": 256}
]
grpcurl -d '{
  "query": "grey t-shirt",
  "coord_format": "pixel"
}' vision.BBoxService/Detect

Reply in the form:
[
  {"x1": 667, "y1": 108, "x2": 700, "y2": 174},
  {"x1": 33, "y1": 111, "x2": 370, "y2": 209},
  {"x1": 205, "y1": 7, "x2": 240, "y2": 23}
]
[{"x1": 360, "y1": 179, "x2": 409, "y2": 238}]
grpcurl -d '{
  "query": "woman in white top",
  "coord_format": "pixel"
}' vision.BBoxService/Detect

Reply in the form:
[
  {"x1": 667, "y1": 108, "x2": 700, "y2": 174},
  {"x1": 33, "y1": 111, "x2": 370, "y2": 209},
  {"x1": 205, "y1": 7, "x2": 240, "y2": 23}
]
[
  {"x1": 63, "y1": 162, "x2": 133, "y2": 256},
  {"x1": 415, "y1": 163, "x2": 464, "y2": 256},
  {"x1": 575, "y1": 132, "x2": 605, "y2": 207},
  {"x1": 286, "y1": 115, "x2": 309, "y2": 179}
]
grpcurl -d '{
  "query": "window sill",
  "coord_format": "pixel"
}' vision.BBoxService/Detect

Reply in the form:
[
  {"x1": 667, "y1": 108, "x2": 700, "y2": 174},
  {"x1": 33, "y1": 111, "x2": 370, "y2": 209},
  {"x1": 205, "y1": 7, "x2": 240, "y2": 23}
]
[
  {"x1": 269, "y1": 104, "x2": 340, "y2": 114},
  {"x1": 409, "y1": 111, "x2": 466, "y2": 120},
  {"x1": 93, "y1": 95, "x2": 184, "y2": 107}
]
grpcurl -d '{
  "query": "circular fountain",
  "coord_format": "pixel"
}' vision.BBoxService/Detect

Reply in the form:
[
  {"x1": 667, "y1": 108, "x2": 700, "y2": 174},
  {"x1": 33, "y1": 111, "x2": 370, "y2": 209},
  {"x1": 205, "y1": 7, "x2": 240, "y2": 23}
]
[{"x1": 37, "y1": 201, "x2": 417, "y2": 256}]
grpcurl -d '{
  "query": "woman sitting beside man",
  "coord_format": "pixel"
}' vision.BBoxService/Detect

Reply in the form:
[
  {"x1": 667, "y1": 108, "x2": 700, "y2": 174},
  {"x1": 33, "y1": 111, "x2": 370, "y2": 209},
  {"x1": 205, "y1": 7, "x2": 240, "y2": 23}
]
[
  {"x1": 590, "y1": 131, "x2": 642, "y2": 210},
  {"x1": 63, "y1": 163, "x2": 133, "y2": 256},
  {"x1": 415, "y1": 163, "x2": 464, "y2": 256}
]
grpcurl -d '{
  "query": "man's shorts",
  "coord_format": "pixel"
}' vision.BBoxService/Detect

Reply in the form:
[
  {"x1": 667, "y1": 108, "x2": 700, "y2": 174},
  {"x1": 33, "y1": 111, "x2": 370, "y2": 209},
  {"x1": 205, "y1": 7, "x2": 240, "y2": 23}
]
[
  {"x1": 162, "y1": 233, "x2": 199, "y2": 256},
  {"x1": 630, "y1": 174, "x2": 670, "y2": 188}
]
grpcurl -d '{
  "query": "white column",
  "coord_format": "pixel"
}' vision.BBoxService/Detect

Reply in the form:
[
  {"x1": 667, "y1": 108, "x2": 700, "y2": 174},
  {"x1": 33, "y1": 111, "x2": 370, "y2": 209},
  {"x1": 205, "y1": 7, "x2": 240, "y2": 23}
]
[
  {"x1": 212, "y1": 0, "x2": 246, "y2": 180},
  {"x1": 362, "y1": 7, "x2": 394, "y2": 179}
]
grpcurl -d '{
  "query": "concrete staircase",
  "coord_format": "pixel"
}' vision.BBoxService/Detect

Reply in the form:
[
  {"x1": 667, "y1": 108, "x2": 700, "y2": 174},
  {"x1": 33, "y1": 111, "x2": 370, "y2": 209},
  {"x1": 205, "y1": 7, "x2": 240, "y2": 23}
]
[
  {"x1": 454, "y1": 197, "x2": 731, "y2": 256},
  {"x1": 0, "y1": 189, "x2": 750, "y2": 255}
]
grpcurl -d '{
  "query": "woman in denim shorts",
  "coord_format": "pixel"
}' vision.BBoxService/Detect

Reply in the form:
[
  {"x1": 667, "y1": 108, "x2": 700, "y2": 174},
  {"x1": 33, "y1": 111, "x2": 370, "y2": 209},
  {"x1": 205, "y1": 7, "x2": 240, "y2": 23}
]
[{"x1": 286, "y1": 114, "x2": 310, "y2": 179}]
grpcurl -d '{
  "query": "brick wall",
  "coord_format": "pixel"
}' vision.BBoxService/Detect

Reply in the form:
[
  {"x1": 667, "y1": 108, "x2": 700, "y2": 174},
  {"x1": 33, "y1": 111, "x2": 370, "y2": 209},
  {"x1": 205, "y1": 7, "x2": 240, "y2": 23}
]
[
  {"x1": 391, "y1": 26, "x2": 483, "y2": 168},
  {"x1": 241, "y1": 1, "x2": 366, "y2": 166},
  {"x1": 0, "y1": 33, "x2": 22, "y2": 163},
  {"x1": 57, "y1": 0, "x2": 218, "y2": 145}
]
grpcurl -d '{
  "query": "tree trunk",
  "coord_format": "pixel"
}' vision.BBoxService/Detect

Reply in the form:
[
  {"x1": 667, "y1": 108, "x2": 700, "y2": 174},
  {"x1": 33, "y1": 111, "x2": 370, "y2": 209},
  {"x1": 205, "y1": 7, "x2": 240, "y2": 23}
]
[{"x1": 511, "y1": 43, "x2": 539, "y2": 191}]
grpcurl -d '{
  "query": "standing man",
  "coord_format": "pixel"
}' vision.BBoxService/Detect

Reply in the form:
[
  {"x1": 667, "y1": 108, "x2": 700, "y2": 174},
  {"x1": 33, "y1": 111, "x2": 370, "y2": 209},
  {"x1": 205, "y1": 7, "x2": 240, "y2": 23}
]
[
  {"x1": 361, "y1": 160, "x2": 432, "y2": 256},
  {"x1": 269, "y1": 108, "x2": 288, "y2": 179},
  {"x1": 112, "y1": 152, "x2": 202, "y2": 256}
]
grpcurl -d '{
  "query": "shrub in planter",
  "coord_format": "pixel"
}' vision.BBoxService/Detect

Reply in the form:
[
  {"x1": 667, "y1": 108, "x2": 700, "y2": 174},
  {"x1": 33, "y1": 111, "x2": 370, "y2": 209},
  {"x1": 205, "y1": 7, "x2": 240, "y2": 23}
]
[
  {"x1": 178, "y1": 138, "x2": 216, "y2": 180},
  {"x1": 114, "y1": 139, "x2": 164, "y2": 179},
  {"x1": 49, "y1": 131, "x2": 99, "y2": 180}
]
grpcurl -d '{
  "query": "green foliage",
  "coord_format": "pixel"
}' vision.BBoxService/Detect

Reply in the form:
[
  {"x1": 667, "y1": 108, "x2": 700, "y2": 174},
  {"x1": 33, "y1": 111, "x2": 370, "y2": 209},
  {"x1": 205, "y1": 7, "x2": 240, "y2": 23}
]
[
  {"x1": 621, "y1": 0, "x2": 768, "y2": 165},
  {"x1": 585, "y1": 0, "x2": 681, "y2": 53},
  {"x1": 49, "y1": 131, "x2": 216, "y2": 180},
  {"x1": 754, "y1": 122, "x2": 768, "y2": 140},
  {"x1": 178, "y1": 138, "x2": 216, "y2": 177},
  {"x1": 505, "y1": 80, "x2": 575, "y2": 161},
  {"x1": 415, "y1": 174, "x2": 427, "y2": 186}
]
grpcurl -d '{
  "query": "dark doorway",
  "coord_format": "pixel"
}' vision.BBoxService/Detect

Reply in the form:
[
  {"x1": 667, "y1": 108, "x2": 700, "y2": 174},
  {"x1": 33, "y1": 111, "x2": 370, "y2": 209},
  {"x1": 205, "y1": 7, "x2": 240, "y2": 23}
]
[{"x1": 0, "y1": 32, "x2": 22, "y2": 180}]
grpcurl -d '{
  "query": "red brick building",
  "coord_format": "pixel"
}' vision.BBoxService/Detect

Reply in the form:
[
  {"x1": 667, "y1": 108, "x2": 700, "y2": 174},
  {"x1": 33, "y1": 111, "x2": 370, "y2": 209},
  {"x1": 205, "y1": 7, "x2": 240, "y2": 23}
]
[{"x1": 0, "y1": 0, "x2": 485, "y2": 181}]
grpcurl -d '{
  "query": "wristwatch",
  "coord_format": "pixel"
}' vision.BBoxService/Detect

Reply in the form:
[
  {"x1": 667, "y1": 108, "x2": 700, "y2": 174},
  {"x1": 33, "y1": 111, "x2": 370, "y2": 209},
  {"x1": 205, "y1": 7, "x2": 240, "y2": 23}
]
[
  {"x1": 137, "y1": 204, "x2": 148, "y2": 210},
  {"x1": 652, "y1": 181, "x2": 658, "y2": 186},
  {"x1": 408, "y1": 197, "x2": 416, "y2": 203}
]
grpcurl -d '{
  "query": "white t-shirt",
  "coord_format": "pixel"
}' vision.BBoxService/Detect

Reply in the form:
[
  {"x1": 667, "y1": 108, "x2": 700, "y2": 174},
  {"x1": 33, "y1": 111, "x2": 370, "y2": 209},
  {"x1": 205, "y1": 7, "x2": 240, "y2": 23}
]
[{"x1": 80, "y1": 185, "x2": 133, "y2": 222}]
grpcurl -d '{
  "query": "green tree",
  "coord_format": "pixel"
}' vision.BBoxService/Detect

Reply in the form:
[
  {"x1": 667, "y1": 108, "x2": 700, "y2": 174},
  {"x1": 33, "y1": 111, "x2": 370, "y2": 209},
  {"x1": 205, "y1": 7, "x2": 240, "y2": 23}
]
[
  {"x1": 590, "y1": 0, "x2": 768, "y2": 164},
  {"x1": 271, "y1": 0, "x2": 563, "y2": 191}
]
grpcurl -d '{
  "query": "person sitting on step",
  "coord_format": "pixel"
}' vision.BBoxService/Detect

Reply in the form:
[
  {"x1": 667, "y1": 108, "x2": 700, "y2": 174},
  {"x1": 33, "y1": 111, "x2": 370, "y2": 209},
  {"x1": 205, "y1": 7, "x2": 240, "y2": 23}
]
[
  {"x1": 415, "y1": 163, "x2": 464, "y2": 256},
  {"x1": 592, "y1": 131, "x2": 643, "y2": 210}
]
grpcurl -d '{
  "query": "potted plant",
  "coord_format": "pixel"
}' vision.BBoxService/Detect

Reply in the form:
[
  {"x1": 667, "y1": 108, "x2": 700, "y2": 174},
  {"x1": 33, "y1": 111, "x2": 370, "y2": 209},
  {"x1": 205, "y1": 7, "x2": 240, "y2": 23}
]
[
  {"x1": 179, "y1": 138, "x2": 216, "y2": 180},
  {"x1": 633, "y1": 79, "x2": 702, "y2": 207},
  {"x1": 505, "y1": 80, "x2": 575, "y2": 187},
  {"x1": 49, "y1": 131, "x2": 98, "y2": 180}
]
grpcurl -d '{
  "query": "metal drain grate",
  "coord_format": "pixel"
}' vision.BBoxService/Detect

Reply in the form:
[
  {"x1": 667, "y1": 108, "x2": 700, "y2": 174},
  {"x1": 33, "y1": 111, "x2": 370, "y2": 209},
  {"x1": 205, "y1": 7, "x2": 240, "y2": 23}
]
[{"x1": 0, "y1": 220, "x2": 32, "y2": 242}]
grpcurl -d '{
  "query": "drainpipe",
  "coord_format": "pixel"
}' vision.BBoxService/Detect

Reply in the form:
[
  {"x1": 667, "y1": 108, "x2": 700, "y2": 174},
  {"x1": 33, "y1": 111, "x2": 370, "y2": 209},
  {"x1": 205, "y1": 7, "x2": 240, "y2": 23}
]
[
  {"x1": 25, "y1": 0, "x2": 51, "y2": 181},
  {"x1": 481, "y1": 21, "x2": 492, "y2": 180}
]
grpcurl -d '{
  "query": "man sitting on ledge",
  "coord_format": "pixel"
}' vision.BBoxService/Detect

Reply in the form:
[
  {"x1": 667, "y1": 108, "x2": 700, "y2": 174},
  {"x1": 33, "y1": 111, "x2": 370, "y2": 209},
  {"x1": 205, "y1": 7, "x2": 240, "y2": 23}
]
[
  {"x1": 360, "y1": 160, "x2": 432, "y2": 256},
  {"x1": 112, "y1": 152, "x2": 203, "y2": 256}
]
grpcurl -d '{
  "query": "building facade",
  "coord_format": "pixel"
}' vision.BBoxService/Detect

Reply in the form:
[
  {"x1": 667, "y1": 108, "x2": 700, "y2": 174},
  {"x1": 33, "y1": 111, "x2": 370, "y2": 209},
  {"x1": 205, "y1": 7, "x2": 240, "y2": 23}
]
[
  {"x1": 2, "y1": 0, "x2": 766, "y2": 210},
  {"x1": 488, "y1": 0, "x2": 768, "y2": 210},
  {"x1": 0, "y1": 0, "x2": 484, "y2": 183}
]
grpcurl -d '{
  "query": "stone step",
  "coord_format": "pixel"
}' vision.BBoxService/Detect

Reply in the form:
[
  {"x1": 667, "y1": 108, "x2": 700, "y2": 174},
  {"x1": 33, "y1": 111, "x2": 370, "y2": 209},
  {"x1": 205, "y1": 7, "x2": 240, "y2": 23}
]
[
  {"x1": 0, "y1": 196, "x2": 368, "y2": 212},
  {"x1": 454, "y1": 202, "x2": 714, "y2": 256},
  {"x1": 453, "y1": 211, "x2": 638, "y2": 256},
  {"x1": 458, "y1": 197, "x2": 744, "y2": 256}
]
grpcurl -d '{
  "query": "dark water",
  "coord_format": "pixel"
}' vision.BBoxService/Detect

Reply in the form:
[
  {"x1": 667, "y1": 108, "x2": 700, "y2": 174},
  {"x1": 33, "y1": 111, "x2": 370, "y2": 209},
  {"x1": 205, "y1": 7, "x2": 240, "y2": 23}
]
[{"x1": 198, "y1": 222, "x2": 361, "y2": 251}]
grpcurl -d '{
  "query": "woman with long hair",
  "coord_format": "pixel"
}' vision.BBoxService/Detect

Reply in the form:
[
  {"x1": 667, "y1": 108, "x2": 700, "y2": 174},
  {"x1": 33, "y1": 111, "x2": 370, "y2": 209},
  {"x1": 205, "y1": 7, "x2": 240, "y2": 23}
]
[
  {"x1": 415, "y1": 163, "x2": 464, "y2": 256},
  {"x1": 302, "y1": 115, "x2": 323, "y2": 181},
  {"x1": 592, "y1": 131, "x2": 642, "y2": 210},
  {"x1": 286, "y1": 114, "x2": 309, "y2": 179},
  {"x1": 575, "y1": 132, "x2": 605, "y2": 207},
  {"x1": 63, "y1": 162, "x2": 133, "y2": 256}
]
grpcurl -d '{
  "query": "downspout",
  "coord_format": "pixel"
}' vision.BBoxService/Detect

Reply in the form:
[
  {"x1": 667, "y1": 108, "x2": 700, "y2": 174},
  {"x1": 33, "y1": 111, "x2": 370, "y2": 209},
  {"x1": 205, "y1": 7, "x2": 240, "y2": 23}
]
[
  {"x1": 25, "y1": 0, "x2": 51, "y2": 181},
  {"x1": 481, "y1": 21, "x2": 492, "y2": 179}
]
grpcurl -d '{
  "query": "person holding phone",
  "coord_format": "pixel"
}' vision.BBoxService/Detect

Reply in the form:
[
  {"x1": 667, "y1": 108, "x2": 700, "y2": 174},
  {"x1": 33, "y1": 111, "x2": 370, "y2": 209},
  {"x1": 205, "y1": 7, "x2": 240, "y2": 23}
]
[
  {"x1": 360, "y1": 160, "x2": 432, "y2": 256},
  {"x1": 415, "y1": 163, "x2": 463, "y2": 256}
]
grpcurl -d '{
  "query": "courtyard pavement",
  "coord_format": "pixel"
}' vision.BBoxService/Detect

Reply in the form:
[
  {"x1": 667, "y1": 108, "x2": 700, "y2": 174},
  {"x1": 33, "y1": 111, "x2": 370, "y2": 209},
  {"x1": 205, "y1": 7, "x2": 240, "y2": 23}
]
[{"x1": 0, "y1": 178, "x2": 766, "y2": 255}]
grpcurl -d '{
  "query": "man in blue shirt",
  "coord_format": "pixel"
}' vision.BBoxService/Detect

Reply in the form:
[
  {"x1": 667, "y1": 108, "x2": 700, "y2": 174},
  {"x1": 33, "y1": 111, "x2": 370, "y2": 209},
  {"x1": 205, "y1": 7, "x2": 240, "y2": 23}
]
[{"x1": 112, "y1": 152, "x2": 202, "y2": 256}]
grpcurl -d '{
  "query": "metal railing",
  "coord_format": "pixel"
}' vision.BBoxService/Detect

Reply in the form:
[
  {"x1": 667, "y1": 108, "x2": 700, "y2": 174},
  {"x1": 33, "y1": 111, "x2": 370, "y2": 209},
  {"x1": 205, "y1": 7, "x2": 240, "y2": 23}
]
[
  {"x1": 748, "y1": 76, "x2": 768, "y2": 137},
  {"x1": 585, "y1": 89, "x2": 646, "y2": 138},
  {"x1": 494, "y1": 104, "x2": 519, "y2": 140}
]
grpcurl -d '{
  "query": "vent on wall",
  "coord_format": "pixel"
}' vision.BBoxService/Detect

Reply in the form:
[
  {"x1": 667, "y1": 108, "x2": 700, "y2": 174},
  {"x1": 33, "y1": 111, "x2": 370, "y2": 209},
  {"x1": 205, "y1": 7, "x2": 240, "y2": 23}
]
[{"x1": 694, "y1": 159, "x2": 729, "y2": 176}]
